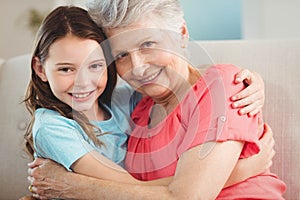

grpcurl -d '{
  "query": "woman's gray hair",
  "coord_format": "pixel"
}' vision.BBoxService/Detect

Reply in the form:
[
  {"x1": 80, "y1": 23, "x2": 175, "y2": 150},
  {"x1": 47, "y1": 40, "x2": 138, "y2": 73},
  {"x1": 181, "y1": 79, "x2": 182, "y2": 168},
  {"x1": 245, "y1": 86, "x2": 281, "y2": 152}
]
[{"x1": 86, "y1": 0, "x2": 184, "y2": 32}]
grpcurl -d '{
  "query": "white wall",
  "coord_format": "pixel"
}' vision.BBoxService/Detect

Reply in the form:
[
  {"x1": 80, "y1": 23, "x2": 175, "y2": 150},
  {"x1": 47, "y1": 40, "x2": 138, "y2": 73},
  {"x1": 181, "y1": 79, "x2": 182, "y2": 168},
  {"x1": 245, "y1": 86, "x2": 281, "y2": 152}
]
[
  {"x1": 53, "y1": 0, "x2": 86, "y2": 8},
  {"x1": 180, "y1": 0, "x2": 242, "y2": 40},
  {"x1": 0, "y1": 0, "x2": 85, "y2": 60},
  {"x1": 242, "y1": 0, "x2": 300, "y2": 39},
  {"x1": 1, "y1": 0, "x2": 300, "y2": 59},
  {"x1": 0, "y1": 0, "x2": 53, "y2": 59}
]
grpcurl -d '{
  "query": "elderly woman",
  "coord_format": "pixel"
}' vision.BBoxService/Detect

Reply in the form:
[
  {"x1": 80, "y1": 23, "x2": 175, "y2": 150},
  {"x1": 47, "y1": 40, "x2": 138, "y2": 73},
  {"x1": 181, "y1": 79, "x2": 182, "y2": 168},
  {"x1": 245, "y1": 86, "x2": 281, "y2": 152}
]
[{"x1": 25, "y1": 1, "x2": 286, "y2": 199}]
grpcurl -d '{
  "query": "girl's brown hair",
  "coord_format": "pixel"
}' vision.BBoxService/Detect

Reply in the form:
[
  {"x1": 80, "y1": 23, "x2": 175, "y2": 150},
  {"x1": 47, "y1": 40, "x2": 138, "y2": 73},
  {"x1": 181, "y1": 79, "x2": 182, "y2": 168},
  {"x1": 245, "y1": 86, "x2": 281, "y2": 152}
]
[{"x1": 24, "y1": 6, "x2": 117, "y2": 160}]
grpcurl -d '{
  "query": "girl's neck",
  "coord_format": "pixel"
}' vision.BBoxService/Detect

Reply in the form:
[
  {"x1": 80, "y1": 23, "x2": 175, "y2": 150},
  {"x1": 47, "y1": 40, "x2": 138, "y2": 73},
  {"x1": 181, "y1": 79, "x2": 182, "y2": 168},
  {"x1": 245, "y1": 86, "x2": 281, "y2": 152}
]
[{"x1": 84, "y1": 103, "x2": 110, "y2": 121}]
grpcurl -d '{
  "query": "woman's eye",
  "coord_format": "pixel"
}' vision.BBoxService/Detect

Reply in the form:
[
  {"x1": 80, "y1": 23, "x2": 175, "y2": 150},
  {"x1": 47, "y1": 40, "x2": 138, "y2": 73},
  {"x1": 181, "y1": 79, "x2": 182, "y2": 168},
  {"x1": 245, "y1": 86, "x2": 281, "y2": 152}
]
[
  {"x1": 115, "y1": 52, "x2": 128, "y2": 61},
  {"x1": 141, "y1": 41, "x2": 155, "y2": 48},
  {"x1": 90, "y1": 63, "x2": 104, "y2": 70}
]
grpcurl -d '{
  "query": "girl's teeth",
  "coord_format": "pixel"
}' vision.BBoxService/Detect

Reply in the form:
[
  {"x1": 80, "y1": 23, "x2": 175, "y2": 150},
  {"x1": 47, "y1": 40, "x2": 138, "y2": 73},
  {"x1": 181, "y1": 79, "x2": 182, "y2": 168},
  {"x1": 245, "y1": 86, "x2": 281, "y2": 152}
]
[{"x1": 73, "y1": 92, "x2": 90, "y2": 98}]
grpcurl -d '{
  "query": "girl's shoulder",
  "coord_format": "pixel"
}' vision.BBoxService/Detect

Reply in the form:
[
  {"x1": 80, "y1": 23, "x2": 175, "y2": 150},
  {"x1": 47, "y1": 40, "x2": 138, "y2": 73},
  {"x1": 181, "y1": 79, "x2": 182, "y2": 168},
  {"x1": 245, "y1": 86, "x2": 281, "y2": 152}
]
[
  {"x1": 112, "y1": 81, "x2": 142, "y2": 114},
  {"x1": 34, "y1": 108, "x2": 79, "y2": 129}
]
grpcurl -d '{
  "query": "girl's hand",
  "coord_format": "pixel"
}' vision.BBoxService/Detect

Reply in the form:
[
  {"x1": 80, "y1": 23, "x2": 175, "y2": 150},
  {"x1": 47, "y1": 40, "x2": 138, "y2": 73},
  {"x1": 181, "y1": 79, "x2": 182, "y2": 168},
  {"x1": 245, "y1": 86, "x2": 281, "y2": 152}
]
[{"x1": 231, "y1": 69, "x2": 265, "y2": 116}]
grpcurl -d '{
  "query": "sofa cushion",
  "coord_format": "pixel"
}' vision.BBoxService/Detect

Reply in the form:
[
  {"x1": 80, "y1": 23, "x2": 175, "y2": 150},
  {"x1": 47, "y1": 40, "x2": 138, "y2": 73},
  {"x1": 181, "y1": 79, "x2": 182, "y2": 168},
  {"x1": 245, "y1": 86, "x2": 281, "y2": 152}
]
[{"x1": 0, "y1": 54, "x2": 31, "y2": 199}]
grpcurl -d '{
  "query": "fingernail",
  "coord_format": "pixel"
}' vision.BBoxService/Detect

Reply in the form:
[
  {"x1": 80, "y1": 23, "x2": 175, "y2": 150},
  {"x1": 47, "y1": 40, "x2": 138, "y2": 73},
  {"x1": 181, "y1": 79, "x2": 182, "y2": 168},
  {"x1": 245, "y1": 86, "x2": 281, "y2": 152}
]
[
  {"x1": 232, "y1": 102, "x2": 238, "y2": 108},
  {"x1": 239, "y1": 110, "x2": 244, "y2": 115},
  {"x1": 231, "y1": 96, "x2": 236, "y2": 101}
]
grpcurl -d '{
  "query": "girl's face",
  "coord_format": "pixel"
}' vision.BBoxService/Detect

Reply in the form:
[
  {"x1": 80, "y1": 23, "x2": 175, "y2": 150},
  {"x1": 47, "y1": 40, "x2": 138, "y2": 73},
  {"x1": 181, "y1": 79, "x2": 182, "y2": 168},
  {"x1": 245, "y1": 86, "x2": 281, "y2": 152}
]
[
  {"x1": 106, "y1": 15, "x2": 189, "y2": 102},
  {"x1": 35, "y1": 34, "x2": 108, "y2": 119}
]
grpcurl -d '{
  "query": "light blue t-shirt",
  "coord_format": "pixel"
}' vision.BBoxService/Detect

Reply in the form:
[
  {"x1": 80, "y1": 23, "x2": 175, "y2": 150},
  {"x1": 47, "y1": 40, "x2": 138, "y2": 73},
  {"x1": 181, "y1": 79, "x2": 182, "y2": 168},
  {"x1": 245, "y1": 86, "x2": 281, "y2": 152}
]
[{"x1": 33, "y1": 84, "x2": 140, "y2": 171}]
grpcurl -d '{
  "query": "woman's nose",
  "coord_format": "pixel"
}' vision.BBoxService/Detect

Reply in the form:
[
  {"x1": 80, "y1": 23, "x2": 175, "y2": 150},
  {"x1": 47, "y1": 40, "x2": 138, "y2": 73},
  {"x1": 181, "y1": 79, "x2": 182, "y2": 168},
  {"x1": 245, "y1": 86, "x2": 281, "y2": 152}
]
[{"x1": 130, "y1": 51, "x2": 147, "y2": 77}]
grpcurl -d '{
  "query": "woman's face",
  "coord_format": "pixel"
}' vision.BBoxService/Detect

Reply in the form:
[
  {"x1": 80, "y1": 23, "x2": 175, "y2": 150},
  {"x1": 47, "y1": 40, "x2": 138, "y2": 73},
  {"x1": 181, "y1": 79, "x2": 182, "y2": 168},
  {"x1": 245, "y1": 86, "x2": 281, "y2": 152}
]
[
  {"x1": 35, "y1": 35, "x2": 108, "y2": 118},
  {"x1": 106, "y1": 16, "x2": 189, "y2": 101}
]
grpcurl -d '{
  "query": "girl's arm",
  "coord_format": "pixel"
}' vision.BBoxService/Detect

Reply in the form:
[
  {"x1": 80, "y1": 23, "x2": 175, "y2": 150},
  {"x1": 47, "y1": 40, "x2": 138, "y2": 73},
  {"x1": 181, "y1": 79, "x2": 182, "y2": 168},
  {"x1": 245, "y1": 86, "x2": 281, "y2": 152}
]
[
  {"x1": 71, "y1": 150, "x2": 172, "y2": 186},
  {"x1": 29, "y1": 141, "x2": 243, "y2": 200},
  {"x1": 232, "y1": 69, "x2": 265, "y2": 116}
]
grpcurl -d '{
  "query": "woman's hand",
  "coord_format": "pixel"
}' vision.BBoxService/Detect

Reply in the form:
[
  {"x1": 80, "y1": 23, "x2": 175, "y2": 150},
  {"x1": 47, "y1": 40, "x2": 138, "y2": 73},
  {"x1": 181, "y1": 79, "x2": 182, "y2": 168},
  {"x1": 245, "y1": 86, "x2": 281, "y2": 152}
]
[
  {"x1": 231, "y1": 69, "x2": 265, "y2": 116},
  {"x1": 27, "y1": 158, "x2": 71, "y2": 199},
  {"x1": 18, "y1": 195, "x2": 36, "y2": 200}
]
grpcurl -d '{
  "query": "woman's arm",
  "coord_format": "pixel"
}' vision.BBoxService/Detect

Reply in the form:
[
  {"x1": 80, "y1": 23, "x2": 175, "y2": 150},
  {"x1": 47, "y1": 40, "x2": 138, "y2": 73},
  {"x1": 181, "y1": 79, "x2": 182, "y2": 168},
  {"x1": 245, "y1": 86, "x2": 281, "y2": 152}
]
[
  {"x1": 224, "y1": 123, "x2": 275, "y2": 187},
  {"x1": 29, "y1": 141, "x2": 243, "y2": 200}
]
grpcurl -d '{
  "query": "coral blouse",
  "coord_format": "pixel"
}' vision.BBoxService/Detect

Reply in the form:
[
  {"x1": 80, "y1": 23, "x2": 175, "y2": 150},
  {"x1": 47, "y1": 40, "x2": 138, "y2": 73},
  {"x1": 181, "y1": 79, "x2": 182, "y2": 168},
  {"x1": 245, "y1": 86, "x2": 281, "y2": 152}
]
[{"x1": 125, "y1": 64, "x2": 286, "y2": 199}]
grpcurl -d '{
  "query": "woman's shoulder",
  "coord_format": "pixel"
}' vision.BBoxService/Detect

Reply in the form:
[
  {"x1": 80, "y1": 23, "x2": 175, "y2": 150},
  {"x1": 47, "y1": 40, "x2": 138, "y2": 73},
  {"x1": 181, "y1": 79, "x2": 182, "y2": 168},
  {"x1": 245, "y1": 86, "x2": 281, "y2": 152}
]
[
  {"x1": 204, "y1": 64, "x2": 240, "y2": 76},
  {"x1": 196, "y1": 64, "x2": 241, "y2": 89}
]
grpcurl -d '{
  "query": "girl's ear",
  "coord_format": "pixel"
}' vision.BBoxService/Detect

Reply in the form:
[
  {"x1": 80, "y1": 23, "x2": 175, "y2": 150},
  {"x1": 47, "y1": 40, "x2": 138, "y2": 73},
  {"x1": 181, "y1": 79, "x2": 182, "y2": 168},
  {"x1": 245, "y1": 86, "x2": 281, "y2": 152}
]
[{"x1": 32, "y1": 57, "x2": 48, "y2": 82}]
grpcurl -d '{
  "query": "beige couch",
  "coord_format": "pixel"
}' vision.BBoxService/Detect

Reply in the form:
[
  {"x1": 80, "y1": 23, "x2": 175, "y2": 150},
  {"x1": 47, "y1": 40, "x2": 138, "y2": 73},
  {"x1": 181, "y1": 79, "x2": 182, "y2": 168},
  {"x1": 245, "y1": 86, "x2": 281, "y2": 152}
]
[{"x1": 0, "y1": 40, "x2": 299, "y2": 199}]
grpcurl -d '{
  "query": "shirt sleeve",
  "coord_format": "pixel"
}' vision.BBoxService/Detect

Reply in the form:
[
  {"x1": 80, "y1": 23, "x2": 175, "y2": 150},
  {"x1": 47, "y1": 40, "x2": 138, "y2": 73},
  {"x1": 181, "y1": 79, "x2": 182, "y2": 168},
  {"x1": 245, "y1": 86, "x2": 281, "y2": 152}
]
[
  {"x1": 178, "y1": 64, "x2": 261, "y2": 158},
  {"x1": 33, "y1": 110, "x2": 94, "y2": 171}
]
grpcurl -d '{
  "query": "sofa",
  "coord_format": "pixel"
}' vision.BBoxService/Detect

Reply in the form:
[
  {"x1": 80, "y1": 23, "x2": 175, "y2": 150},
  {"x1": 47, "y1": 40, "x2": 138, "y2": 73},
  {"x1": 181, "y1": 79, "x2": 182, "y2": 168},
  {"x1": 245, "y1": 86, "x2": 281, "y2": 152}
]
[{"x1": 0, "y1": 40, "x2": 299, "y2": 200}]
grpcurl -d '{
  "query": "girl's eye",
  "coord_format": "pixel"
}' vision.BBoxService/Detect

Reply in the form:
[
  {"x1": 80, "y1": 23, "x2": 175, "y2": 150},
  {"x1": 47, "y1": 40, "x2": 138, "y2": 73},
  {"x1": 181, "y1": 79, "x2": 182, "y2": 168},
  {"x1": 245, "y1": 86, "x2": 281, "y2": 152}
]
[{"x1": 58, "y1": 67, "x2": 73, "y2": 73}]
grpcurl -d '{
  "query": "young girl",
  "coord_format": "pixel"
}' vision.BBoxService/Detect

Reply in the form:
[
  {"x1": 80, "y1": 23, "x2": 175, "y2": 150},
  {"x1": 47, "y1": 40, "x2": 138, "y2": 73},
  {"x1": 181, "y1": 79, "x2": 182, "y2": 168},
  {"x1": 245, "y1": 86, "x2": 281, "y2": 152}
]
[
  {"x1": 24, "y1": 5, "x2": 276, "y2": 198},
  {"x1": 24, "y1": 5, "x2": 177, "y2": 186}
]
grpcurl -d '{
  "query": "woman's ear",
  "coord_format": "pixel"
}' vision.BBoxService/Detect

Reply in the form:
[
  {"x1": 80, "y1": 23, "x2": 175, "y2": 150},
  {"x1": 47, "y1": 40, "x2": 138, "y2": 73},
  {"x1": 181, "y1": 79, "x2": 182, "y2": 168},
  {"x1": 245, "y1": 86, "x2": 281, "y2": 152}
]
[
  {"x1": 181, "y1": 21, "x2": 189, "y2": 48},
  {"x1": 32, "y1": 57, "x2": 48, "y2": 82},
  {"x1": 181, "y1": 21, "x2": 189, "y2": 39}
]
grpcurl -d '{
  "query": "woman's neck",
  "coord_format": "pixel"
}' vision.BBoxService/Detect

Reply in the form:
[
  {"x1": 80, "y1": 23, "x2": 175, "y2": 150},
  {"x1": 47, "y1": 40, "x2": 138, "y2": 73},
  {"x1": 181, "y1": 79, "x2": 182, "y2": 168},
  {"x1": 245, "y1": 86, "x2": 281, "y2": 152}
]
[
  {"x1": 154, "y1": 65, "x2": 201, "y2": 109},
  {"x1": 149, "y1": 65, "x2": 201, "y2": 128}
]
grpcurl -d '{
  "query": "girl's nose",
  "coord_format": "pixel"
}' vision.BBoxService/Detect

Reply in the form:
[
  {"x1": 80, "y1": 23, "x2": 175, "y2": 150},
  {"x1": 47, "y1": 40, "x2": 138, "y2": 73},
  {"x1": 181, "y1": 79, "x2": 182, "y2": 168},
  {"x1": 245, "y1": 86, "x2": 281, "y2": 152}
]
[{"x1": 74, "y1": 67, "x2": 89, "y2": 87}]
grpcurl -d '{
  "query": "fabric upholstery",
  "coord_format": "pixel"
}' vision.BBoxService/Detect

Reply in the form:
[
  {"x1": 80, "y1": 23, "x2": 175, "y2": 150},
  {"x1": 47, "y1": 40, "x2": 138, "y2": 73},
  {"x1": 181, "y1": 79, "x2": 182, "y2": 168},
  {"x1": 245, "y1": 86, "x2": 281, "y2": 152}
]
[
  {"x1": 0, "y1": 54, "x2": 31, "y2": 199},
  {"x1": 0, "y1": 40, "x2": 299, "y2": 199},
  {"x1": 199, "y1": 39, "x2": 300, "y2": 199}
]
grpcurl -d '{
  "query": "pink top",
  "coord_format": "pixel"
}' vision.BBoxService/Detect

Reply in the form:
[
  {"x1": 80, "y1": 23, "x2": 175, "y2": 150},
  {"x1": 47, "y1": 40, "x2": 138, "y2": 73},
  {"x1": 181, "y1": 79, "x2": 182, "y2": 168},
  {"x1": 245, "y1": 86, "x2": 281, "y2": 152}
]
[{"x1": 125, "y1": 64, "x2": 286, "y2": 199}]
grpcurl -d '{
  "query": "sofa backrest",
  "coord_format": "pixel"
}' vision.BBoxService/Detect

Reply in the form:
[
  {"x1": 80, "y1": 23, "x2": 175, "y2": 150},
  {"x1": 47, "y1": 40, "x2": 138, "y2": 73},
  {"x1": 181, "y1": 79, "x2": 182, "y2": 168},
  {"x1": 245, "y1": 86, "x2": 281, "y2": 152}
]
[
  {"x1": 0, "y1": 54, "x2": 31, "y2": 199},
  {"x1": 0, "y1": 40, "x2": 299, "y2": 199},
  {"x1": 199, "y1": 39, "x2": 300, "y2": 199}
]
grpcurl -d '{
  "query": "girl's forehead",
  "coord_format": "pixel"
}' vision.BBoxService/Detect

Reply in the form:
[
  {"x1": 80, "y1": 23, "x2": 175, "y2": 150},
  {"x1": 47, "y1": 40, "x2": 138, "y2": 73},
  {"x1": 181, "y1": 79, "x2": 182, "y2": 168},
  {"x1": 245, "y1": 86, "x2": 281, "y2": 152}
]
[{"x1": 46, "y1": 36, "x2": 105, "y2": 64}]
